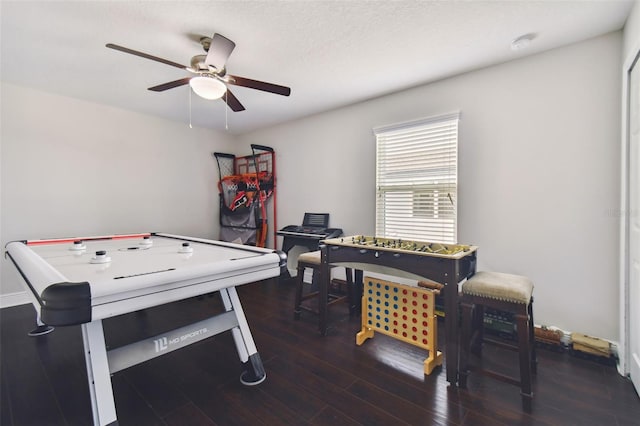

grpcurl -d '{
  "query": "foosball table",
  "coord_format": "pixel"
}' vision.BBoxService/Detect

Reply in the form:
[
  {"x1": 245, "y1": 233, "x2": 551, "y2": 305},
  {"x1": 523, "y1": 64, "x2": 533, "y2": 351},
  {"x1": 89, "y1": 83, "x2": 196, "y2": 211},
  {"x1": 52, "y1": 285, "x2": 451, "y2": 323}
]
[{"x1": 320, "y1": 235, "x2": 478, "y2": 386}]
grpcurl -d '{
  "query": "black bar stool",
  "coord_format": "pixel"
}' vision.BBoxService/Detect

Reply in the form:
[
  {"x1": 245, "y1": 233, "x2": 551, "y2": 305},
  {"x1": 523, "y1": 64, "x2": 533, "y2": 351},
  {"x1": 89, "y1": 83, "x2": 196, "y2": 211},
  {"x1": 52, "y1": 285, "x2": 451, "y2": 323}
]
[
  {"x1": 293, "y1": 251, "x2": 353, "y2": 325},
  {"x1": 459, "y1": 271, "x2": 537, "y2": 411}
]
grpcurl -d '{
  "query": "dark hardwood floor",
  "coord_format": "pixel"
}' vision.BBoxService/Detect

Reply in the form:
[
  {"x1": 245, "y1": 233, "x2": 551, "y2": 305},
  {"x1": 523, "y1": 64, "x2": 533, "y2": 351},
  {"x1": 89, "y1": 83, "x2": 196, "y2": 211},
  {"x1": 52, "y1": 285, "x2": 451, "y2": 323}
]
[{"x1": 1, "y1": 278, "x2": 638, "y2": 425}]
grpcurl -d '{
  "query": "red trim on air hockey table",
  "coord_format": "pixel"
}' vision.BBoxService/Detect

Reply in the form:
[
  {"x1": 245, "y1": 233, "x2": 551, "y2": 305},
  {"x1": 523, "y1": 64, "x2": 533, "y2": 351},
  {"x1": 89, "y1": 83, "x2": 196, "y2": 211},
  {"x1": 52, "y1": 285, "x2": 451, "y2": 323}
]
[{"x1": 26, "y1": 233, "x2": 152, "y2": 246}]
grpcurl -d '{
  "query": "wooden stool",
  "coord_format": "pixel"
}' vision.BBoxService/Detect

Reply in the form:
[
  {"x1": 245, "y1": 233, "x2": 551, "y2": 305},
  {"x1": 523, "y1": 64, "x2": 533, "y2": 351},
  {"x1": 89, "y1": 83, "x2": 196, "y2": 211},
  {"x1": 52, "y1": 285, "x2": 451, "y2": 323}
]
[
  {"x1": 459, "y1": 271, "x2": 537, "y2": 411},
  {"x1": 293, "y1": 251, "x2": 353, "y2": 322}
]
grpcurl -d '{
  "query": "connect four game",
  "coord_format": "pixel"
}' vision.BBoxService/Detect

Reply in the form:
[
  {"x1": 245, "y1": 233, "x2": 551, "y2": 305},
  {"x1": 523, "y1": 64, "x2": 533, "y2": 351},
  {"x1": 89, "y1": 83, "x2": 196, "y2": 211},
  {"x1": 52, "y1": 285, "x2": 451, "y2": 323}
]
[{"x1": 356, "y1": 276, "x2": 443, "y2": 375}]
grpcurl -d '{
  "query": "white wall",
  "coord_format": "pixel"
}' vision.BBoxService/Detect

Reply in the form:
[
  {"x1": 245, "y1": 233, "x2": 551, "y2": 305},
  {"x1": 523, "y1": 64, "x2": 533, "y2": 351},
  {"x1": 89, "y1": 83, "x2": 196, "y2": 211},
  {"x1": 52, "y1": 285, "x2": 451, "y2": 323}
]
[
  {"x1": 624, "y1": 0, "x2": 640, "y2": 59},
  {"x1": 238, "y1": 32, "x2": 623, "y2": 341},
  {"x1": 0, "y1": 32, "x2": 625, "y2": 342},
  {"x1": 0, "y1": 82, "x2": 237, "y2": 295}
]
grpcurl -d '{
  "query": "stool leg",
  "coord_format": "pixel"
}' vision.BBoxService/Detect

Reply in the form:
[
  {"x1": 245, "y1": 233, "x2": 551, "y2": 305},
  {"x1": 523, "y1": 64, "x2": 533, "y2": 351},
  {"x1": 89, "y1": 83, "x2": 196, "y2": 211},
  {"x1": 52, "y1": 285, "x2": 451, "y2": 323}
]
[
  {"x1": 459, "y1": 300, "x2": 474, "y2": 388},
  {"x1": 516, "y1": 312, "x2": 533, "y2": 411},
  {"x1": 528, "y1": 298, "x2": 537, "y2": 374},
  {"x1": 293, "y1": 265, "x2": 305, "y2": 320},
  {"x1": 470, "y1": 304, "x2": 484, "y2": 356}
]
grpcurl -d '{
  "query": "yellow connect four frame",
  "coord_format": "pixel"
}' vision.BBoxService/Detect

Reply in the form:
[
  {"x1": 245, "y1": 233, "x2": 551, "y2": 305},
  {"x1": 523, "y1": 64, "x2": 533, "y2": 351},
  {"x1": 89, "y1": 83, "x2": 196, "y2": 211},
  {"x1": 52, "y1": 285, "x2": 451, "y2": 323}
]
[{"x1": 356, "y1": 277, "x2": 443, "y2": 375}]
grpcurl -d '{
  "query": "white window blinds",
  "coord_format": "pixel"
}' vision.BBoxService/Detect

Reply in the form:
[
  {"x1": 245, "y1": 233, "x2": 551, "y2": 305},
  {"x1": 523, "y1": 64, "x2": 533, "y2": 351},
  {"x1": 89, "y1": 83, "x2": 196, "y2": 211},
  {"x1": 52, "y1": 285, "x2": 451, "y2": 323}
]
[{"x1": 374, "y1": 112, "x2": 459, "y2": 243}]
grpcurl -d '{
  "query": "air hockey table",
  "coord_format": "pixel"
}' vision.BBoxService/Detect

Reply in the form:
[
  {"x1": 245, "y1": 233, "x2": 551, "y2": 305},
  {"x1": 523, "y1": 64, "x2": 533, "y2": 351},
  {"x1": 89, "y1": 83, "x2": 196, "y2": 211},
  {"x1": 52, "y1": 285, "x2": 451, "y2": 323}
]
[{"x1": 5, "y1": 232, "x2": 286, "y2": 426}]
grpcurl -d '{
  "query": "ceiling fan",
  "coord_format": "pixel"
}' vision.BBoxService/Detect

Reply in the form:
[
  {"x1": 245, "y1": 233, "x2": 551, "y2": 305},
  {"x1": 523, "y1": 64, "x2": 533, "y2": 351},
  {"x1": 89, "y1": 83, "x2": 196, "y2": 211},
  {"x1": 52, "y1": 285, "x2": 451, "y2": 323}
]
[{"x1": 106, "y1": 33, "x2": 291, "y2": 112}]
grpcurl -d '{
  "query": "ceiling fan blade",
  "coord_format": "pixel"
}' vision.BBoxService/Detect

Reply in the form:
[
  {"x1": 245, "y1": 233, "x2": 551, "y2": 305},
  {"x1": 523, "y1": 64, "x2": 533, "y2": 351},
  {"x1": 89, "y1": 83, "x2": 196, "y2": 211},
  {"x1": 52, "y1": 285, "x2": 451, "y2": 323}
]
[
  {"x1": 228, "y1": 75, "x2": 291, "y2": 96},
  {"x1": 106, "y1": 43, "x2": 187, "y2": 70},
  {"x1": 148, "y1": 77, "x2": 191, "y2": 92},
  {"x1": 223, "y1": 89, "x2": 245, "y2": 112},
  {"x1": 204, "y1": 34, "x2": 236, "y2": 71}
]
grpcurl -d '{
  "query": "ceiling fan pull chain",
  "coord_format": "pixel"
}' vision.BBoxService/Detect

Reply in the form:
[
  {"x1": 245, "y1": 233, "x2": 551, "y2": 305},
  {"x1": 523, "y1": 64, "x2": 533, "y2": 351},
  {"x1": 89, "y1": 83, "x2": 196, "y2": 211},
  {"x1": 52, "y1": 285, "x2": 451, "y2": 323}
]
[
  {"x1": 225, "y1": 91, "x2": 229, "y2": 130},
  {"x1": 189, "y1": 87, "x2": 193, "y2": 129}
]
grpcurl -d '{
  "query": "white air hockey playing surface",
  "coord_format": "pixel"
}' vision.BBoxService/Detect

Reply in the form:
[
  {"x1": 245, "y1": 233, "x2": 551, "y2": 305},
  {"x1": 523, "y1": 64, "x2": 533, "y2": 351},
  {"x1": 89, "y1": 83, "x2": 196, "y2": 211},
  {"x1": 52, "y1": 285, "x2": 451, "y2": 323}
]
[
  {"x1": 5, "y1": 232, "x2": 286, "y2": 426},
  {"x1": 7, "y1": 233, "x2": 285, "y2": 322}
]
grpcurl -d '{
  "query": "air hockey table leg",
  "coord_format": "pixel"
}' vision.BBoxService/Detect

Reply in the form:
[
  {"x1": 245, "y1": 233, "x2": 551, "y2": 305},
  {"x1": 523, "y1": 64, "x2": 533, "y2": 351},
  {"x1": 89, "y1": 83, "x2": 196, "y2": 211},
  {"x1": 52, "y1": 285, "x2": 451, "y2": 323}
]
[
  {"x1": 81, "y1": 320, "x2": 118, "y2": 426},
  {"x1": 219, "y1": 287, "x2": 266, "y2": 386}
]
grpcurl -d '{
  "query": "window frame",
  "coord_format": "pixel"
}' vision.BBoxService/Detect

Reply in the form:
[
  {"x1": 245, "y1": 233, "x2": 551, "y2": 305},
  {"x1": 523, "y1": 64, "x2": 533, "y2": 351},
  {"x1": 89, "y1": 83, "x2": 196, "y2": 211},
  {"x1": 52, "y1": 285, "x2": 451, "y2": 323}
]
[{"x1": 374, "y1": 112, "x2": 460, "y2": 243}]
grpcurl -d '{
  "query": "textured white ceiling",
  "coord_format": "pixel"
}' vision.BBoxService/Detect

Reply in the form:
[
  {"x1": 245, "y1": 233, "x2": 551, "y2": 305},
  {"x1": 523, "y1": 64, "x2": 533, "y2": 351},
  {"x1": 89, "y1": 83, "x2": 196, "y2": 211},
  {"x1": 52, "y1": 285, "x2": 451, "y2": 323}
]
[{"x1": 0, "y1": 0, "x2": 634, "y2": 134}]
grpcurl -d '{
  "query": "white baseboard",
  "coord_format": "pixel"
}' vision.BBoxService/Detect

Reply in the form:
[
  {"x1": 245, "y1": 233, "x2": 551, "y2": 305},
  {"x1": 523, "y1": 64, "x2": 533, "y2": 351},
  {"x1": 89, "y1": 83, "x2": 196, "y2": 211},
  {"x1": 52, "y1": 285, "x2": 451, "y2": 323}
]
[{"x1": 0, "y1": 291, "x2": 30, "y2": 308}]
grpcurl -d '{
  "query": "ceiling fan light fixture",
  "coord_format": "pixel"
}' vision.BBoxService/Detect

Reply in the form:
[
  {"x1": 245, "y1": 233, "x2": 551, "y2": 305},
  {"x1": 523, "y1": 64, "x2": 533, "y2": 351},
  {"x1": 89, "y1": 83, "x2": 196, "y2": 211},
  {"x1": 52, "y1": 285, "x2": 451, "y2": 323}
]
[{"x1": 189, "y1": 76, "x2": 227, "y2": 100}]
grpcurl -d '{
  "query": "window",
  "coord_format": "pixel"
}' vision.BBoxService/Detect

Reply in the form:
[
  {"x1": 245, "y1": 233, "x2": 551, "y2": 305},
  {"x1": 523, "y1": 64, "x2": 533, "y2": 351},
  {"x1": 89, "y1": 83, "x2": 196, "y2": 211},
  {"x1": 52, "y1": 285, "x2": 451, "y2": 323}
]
[{"x1": 374, "y1": 112, "x2": 459, "y2": 243}]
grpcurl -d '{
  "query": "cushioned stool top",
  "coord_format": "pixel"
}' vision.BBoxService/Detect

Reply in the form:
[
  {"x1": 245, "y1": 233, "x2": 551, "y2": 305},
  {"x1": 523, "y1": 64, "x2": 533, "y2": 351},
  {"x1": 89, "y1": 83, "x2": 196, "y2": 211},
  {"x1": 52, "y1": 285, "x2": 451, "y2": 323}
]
[
  {"x1": 463, "y1": 271, "x2": 533, "y2": 304},
  {"x1": 298, "y1": 250, "x2": 321, "y2": 265}
]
